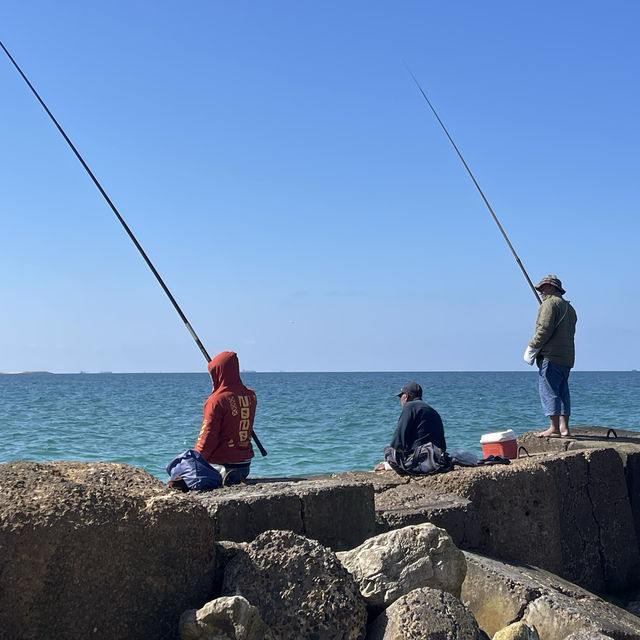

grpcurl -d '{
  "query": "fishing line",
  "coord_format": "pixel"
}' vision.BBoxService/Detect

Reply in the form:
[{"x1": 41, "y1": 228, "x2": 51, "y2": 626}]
[
  {"x1": 406, "y1": 65, "x2": 541, "y2": 305},
  {"x1": 1, "y1": 40, "x2": 267, "y2": 455}
]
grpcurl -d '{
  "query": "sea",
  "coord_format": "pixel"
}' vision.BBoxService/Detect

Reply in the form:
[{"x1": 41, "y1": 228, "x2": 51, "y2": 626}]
[{"x1": 1, "y1": 371, "x2": 638, "y2": 481}]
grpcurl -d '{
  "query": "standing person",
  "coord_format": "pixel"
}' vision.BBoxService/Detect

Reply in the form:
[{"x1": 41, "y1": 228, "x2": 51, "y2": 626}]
[
  {"x1": 524, "y1": 275, "x2": 577, "y2": 438},
  {"x1": 194, "y1": 351, "x2": 257, "y2": 483},
  {"x1": 374, "y1": 381, "x2": 447, "y2": 472}
]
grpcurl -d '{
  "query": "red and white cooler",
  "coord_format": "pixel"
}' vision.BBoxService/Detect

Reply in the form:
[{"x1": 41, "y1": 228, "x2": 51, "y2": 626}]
[{"x1": 480, "y1": 429, "x2": 517, "y2": 459}]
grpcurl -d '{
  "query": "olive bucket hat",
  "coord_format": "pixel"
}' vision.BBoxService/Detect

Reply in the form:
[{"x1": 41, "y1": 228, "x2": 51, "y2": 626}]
[{"x1": 534, "y1": 274, "x2": 565, "y2": 295}]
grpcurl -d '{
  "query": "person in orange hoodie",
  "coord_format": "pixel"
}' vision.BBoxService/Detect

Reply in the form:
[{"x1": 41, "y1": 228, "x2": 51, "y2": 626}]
[{"x1": 194, "y1": 351, "x2": 257, "y2": 483}]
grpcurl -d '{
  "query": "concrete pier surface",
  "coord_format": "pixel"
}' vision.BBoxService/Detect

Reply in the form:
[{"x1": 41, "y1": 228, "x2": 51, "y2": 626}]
[{"x1": 1, "y1": 425, "x2": 639, "y2": 639}]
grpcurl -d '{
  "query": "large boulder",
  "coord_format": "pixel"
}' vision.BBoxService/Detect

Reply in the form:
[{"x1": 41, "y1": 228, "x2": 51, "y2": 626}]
[
  {"x1": 337, "y1": 523, "x2": 466, "y2": 610},
  {"x1": 366, "y1": 587, "x2": 488, "y2": 640},
  {"x1": 211, "y1": 540, "x2": 248, "y2": 596},
  {"x1": 493, "y1": 621, "x2": 540, "y2": 640},
  {"x1": 179, "y1": 595, "x2": 274, "y2": 640},
  {"x1": 626, "y1": 590, "x2": 640, "y2": 617},
  {"x1": 221, "y1": 529, "x2": 367, "y2": 640},
  {"x1": 0, "y1": 461, "x2": 216, "y2": 640},
  {"x1": 461, "y1": 551, "x2": 640, "y2": 640},
  {"x1": 562, "y1": 634, "x2": 615, "y2": 639},
  {"x1": 522, "y1": 593, "x2": 639, "y2": 640}
]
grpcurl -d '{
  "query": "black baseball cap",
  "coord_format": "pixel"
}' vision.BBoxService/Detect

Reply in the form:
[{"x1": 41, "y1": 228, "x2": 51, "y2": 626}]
[{"x1": 395, "y1": 381, "x2": 422, "y2": 398}]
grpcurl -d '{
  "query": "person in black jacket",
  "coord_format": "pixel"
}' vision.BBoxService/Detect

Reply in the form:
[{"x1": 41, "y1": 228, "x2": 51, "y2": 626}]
[
  {"x1": 390, "y1": 381, "x2": 446, "y2": 452},
  {"x1": 374, "y1": 381, "x2": 446, "y2": 471}
]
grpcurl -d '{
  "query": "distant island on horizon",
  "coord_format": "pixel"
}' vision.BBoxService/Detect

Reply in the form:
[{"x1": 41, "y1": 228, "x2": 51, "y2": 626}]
[
  {"x1": 0, "y1": 371, "x2": 120, "y2": 375},
  {"x1": 0, "y1": 371, "x2": 53, "y2": 375}
]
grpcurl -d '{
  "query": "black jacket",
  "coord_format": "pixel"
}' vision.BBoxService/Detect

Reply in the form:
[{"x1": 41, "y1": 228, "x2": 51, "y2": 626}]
[{"x1": 390, "y1": 399, "x2": 446, "y2": 453}]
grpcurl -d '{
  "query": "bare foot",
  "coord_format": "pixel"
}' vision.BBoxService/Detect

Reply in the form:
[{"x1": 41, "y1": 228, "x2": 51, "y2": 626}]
[
  {"x1": 559, "y1": 430, "x2": 571, "y2": 438},
  {"x1": 535, "y1": 428, "x2": 561, "y2": 438}
]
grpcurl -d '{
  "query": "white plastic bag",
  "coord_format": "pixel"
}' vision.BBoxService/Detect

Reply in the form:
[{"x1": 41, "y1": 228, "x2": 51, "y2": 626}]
[{"x1": 523, "y1": 345, "x2": 540, "y2": 366}]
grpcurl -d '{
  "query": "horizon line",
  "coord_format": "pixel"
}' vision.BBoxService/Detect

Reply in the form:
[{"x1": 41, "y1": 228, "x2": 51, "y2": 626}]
[{"x1": 1, "y1": 369, "x2": 636, "y2": 375}]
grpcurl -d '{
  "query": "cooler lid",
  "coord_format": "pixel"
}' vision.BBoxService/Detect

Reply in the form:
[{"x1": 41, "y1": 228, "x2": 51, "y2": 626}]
[{"x1": 480, "y1": 429, "x2": 516, "y2": 444}]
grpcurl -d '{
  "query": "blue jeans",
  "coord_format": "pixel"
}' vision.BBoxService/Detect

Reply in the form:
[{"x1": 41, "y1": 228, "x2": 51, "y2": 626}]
[{"x1": 538, "y1": 359, "x2": 571, "y2": 416}]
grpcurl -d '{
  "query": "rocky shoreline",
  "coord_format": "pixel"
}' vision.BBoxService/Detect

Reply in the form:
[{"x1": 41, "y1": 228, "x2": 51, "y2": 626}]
[{"x1": 1, "y1": 426, "x2": 639, "y2": 639}]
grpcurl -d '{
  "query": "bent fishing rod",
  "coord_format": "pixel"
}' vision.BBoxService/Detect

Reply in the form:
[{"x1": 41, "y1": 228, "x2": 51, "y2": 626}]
[
  {"x1": 406, "y1": 67, "x2": 541, "y2": 305},
  {"x1": 1, "y1": 40, "x2": 267, "y2": 456}
]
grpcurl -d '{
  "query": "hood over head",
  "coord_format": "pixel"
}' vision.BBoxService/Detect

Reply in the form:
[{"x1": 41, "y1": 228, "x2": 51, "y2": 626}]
[{"x1": 208, "y1": 351, "x2": 242, "y2": 391}]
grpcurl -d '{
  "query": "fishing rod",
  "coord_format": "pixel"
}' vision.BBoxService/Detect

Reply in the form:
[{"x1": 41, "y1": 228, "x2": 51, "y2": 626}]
[
  {"x1": 1, "y1": 40, "x2": 267, "y2": 456},
  {"x1": 406, "y1": 66, "x2": 542, "y2": 305}
]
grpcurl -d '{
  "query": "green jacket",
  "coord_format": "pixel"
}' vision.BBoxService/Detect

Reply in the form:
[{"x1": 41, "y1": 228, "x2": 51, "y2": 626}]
[{"x1": 529, "y1": 293, "x2": 577, "y2": 368}]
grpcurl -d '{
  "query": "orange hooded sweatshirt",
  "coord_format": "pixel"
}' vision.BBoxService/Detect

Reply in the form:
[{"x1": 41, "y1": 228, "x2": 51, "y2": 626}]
[{"x1": 194, "y1": 351, "x2": 257, "y2": 464}]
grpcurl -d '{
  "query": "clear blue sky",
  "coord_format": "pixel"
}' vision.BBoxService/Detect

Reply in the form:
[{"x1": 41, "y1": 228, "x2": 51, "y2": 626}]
[{"x1": 1, "y1": 1, "x2": 638, "y2": 372}]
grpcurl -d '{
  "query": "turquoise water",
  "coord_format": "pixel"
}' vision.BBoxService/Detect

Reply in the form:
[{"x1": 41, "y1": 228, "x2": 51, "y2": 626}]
[{"x1": 1, "y1": 371, "x2": 638, "y2": 479}]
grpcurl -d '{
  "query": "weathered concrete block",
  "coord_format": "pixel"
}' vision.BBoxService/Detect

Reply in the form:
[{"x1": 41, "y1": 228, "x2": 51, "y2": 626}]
[
  {"x1": 618, "y1": 446, "x2": 640, "y2": 550},
  {"x1": 517, "y1": 424, "x2": 640, "y2": 551},
  {"x1": 461, "y1": 551, "x2": 640, "y2": 640},
  {"x1": 416, "y1": 458, "x2": 567, "y2": 576},
  {"x1": 461, "y1": 552, "x2": 543, "y2": 636},
  {"x1": 299, "y1": 479, "x2": 375, "y2": 550},
  {"x1": 414, "y1": 447, "x2": 640, "y2": 593},
  {"x1": 373, "y1": 480, "x2": 480, "y2": 547},
  {"x1": 0, "y1": 461, "x2": 216, "y2": 640},
  {"x1": 539, "y1": 447, "x2": 640, "y2": 591},
  {"x1": 337, "y1": 470, "x2": 409, "y2": 493},
  {"x1": 518, "y1": 426, "x2": 640, "y2": 457},
  {"x1": 193, "y1": 476, "x2": 375, "y2": 550},
  {"x1": 193, "y1": 482, "x2": 303, "y2": 543}
]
